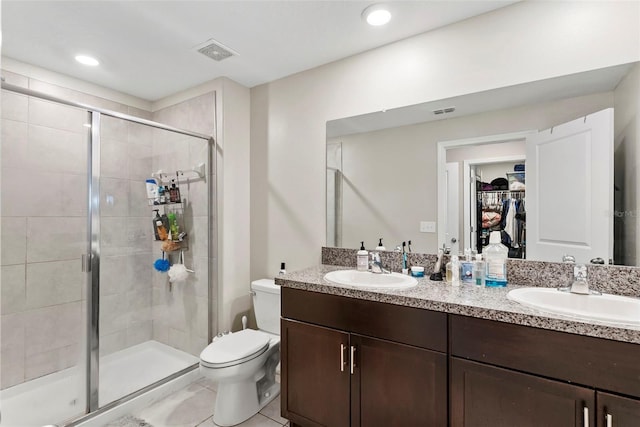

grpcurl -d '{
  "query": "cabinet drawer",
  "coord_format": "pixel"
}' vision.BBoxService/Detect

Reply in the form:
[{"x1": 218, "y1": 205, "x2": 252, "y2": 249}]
[
  {"x1": 282, "y1": 287, "x2": 447, "y2": 352},
  {"x1": 450, "y1": 315, "x2": 640, "y2": 397}
]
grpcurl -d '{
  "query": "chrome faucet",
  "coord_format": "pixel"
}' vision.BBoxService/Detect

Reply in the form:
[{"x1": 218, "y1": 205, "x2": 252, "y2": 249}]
[
  {"x1": 569, "y1": 264, "x2": 590, "y2": 295},
  {"x1": 369, "y1": 252, "x2": 390, "y2": 274},
  {"x1": 559, "y1": 263, "x2": 600, "y2": 295}
]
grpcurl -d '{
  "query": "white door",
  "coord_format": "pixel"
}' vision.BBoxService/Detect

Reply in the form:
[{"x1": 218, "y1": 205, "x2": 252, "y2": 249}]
[
  {"x1": 445, "y1": 162, "x2": 460, "y2": 254},
  {"x1": 526, "y1": 108, "x2": 613, "y2": 264}
]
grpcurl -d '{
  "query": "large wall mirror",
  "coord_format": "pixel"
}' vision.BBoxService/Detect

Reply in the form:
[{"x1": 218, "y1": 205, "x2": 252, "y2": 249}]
[{"x1": 326, "y1": 62, "x2": 640, "y2": 266}]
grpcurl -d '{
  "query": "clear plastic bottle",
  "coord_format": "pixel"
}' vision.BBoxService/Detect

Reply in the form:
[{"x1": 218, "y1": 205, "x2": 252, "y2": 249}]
[
  {"x1": 446, "y1": 255, "x2": 461, "y2": 286},
  {"x1": 484, "y1": 231, "x2": 508, "y2": 287},
  {"x1": 472, "y1": 254, "x2": 485, "y2": 286}
]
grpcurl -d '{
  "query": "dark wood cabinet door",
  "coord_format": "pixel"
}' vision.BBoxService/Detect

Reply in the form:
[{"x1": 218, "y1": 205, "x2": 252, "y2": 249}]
[
  {"x1": 451, "y1": 358, "x2": 595, "y2": 427},
  {"x1": 597, "y1": 392, "x2": 640, "y2": 427},
  {"x1": 281, "y1": 319, "x2": 350, "y2": 427},
  {"x1": 351, "y1": 334, "x2": 447, "y2": 427}
]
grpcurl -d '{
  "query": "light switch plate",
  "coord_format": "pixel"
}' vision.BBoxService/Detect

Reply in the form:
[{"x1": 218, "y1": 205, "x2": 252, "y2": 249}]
[{"x1": 420, "y1": 221, "x2": 436, "y2": 233}]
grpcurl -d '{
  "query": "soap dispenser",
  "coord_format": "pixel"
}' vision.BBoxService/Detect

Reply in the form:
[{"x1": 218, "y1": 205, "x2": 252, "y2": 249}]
[
  {"x1": 357, "y1": 242, "x2": 369, "y2": 271},
  {"x1": 375, "y1": 238, "x2": 386, "y2": 251}
]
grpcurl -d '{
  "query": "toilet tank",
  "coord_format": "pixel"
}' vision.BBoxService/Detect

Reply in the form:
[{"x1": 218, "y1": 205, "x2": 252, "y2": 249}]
[{"x1": 251, "y1": 279, "x2": 281, "y2": 335}]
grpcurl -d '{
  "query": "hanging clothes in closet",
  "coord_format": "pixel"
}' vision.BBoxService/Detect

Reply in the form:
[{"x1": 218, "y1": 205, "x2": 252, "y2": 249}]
[{"x1": 500, "y1": 193, "x2": 526, "y2": 250}]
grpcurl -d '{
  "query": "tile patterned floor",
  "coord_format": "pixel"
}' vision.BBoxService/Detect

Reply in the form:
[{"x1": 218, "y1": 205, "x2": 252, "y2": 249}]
[{"x1": 107, "y1": 377, "x2": 289, "y2": 427}]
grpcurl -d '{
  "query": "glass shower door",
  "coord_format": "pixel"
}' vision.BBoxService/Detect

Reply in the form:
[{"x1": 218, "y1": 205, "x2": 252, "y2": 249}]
[
  {"x1": 97, "y1": 115, "x2": 209, "y2": 407},
  {"x1": 0, "y1": 94, "x2": 90, "y2": 426}
]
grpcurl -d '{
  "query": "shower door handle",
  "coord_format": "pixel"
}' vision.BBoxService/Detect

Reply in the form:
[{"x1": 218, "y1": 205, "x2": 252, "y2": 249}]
[{"x1": 81, "y1": 254, "x2": 92, "y2": 272}]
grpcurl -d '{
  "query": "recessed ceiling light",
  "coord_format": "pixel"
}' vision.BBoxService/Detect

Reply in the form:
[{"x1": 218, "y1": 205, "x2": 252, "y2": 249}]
[
  {"x1": 75, "y1": 55, "x2": 99, "y2": 66},
  {"x1": 362, "y1": 4, "x2": 391, "y2": 26}
]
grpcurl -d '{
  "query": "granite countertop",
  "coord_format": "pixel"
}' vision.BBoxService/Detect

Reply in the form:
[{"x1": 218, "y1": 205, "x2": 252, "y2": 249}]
[{"x1": 276, "y1": 264, "x2": 640, "y2": 345}]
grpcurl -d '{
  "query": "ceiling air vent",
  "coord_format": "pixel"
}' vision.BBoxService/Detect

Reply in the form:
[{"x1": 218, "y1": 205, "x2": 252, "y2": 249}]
[
  {"x1": 195, "y1": 39, "x2": 237, "y2": 62},
  {"x1": 432, "y1": 107, "x2": 456, "y2": 115}
]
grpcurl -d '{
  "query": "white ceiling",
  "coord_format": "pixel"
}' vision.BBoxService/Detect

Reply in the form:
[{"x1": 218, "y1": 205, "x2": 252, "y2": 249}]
[{"x1": 1, "y1": 1, "x2": 518, "y2": 101}]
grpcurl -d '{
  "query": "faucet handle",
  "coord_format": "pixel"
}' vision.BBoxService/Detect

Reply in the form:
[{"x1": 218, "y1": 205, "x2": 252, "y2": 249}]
[
  {"x1": 574, "y1": 264, "x2": 587, "y2": 281},
  {"x1": 562, "y1": 254, "x2": 576, "y2": 263}
]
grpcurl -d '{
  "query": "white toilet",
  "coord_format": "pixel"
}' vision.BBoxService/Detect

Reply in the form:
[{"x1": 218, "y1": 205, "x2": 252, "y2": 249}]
[{"x1": 199, "y1": 279, "x2": 281, "y2": 426}]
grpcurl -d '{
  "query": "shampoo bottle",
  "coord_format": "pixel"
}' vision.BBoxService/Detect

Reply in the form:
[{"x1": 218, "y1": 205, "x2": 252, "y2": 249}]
[
  {"x1": 146, "y1": 179, "x2": 158, "y2": 205},
  {"x1": 155, "y1": 212, "x2": 168, "y2": 241},
  {"x1": 152, "y1": 210, "x2": 161, "y2": 240},
  {"x1": 357, "y1": 242, "x2": 369, "y2": 271},
  {"x1": 484, "y1": 231, "x2": 508, "y2": 287}
]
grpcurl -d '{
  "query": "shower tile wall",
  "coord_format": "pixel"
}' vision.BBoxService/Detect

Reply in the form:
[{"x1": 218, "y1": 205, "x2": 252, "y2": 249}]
[
  {"x1": 99, "y1": 115, "x2": 155, "y2": 357},
  {"x1": 0, "y1": 70, "x2": 155, "y2": 388},
  {"x1": 151, "y1": 92, "x2": 216, "y2": 357}
]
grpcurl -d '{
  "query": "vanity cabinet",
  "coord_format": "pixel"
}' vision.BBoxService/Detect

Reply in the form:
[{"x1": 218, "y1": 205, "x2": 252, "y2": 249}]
[
  {"x1": 597, "y1": 392, "x2": 640, "y2": 427},
  {"x1": 281, "y1": 288, "x2": 447, "y2": 427},
  {"x1": 450, "y1": 315, "x2": 640, "y2": 427},
  {"x1": 451, "y1": 358, "x2": 594, "y2": 427}
]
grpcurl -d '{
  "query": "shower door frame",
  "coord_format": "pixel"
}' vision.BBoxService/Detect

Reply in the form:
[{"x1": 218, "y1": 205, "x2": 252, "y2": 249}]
[{"x1": 1, "y1": 81, "x2": 216, "y2": 424}]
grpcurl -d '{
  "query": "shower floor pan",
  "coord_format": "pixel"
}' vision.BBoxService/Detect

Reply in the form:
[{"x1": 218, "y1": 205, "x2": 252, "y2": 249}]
[{"x1": 1, "y1": 340, "x2": 199, "y2": 427}]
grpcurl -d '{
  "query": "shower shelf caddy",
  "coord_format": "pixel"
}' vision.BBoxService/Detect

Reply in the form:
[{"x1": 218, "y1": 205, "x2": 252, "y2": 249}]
[{"x1": 148, "y1": 167, "x2": 198, "y2": 252}]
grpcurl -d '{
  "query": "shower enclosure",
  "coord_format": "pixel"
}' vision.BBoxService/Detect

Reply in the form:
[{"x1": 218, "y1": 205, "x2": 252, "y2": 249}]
[{"x1": 0, "y1": 81, "x2": 215, "y2": 426}]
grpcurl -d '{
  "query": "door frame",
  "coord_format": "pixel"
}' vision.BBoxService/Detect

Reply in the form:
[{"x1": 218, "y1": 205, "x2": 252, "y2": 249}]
[
  {"x1": 463, "y1": 155, "x2": 526, "y2": 250},
  {"x1": 437, "y1": 130, "x2": 535, "y2": 251}
]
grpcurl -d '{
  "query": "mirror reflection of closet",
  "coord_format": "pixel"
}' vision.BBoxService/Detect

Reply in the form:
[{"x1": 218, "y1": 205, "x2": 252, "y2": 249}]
[{"x1": 474, "y1": 161, "x2": 526, "y2": 258}]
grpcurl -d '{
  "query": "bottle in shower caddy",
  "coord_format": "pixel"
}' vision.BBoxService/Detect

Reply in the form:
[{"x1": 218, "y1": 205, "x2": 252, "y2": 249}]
[
  {"x1": 152, "y1": 210, "x2": 161, "y2": 240},
  {"x1": 164, "y1": 186, "x2": 170, "y2": 204},
  {"x1": 484, "y1": 231, "x2": 508, "y2": 287},
  {"x1": 169, "y1": 179, "x2": 181, "y2": 203},
  {"x1": 168, "y1": 213, "x2": 180, "y2": 241},
  {"x1": 158, "y1": 185, "x2": 166, "y2": 204},
  {"x1": 155, "y1": 211, "x2": 168, "y2": 241}
]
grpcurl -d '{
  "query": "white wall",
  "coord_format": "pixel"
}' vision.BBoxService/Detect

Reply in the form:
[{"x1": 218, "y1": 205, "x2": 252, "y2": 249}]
[{"x1": 250, "y1": 0, "x2": 640, "y2": 278}]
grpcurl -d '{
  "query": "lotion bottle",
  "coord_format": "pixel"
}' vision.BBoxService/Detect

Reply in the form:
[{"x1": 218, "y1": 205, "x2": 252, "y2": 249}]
[{"x1": 357, "y1": 242, "x2": 369, "y2": 271}]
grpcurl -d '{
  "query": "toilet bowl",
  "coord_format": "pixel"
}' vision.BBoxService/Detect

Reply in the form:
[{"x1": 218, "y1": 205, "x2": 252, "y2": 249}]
[{"x1": 199, "y1": 279, "x2": 281, "y2": 426}]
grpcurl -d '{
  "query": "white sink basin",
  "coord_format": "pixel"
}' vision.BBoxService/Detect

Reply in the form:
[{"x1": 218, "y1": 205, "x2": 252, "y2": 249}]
[
  {"x1": 507, "y1": 287, "x2": 640, "y2": 326},
  {"x1": 324, "y1": 270, "x2": 418, "y2": 289}
]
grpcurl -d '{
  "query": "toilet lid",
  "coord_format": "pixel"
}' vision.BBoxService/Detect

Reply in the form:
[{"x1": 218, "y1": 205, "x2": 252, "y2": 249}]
[{"x1": 200, "y1": 329, "x2": 270, "y2": 368}]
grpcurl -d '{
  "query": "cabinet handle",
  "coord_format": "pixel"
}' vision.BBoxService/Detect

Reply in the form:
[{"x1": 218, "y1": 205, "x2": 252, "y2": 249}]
[
  {"x1": 350, "y1": 346, "x2": 356, "y2": 375},
  {"x1": 340, "y1": 344, "x2": 346, "y2": 372},
  {"x1": 583, "y1": 406, "x2": 589, "y2": 427},
  {"x1": 605, "y1": 413, "x2": 612, "y2": 427}
]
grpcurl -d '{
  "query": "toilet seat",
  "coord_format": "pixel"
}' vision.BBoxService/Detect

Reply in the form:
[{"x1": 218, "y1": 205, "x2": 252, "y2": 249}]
[{"x1": 200, "y1": 329, "x2": 270, "y2": 369}]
